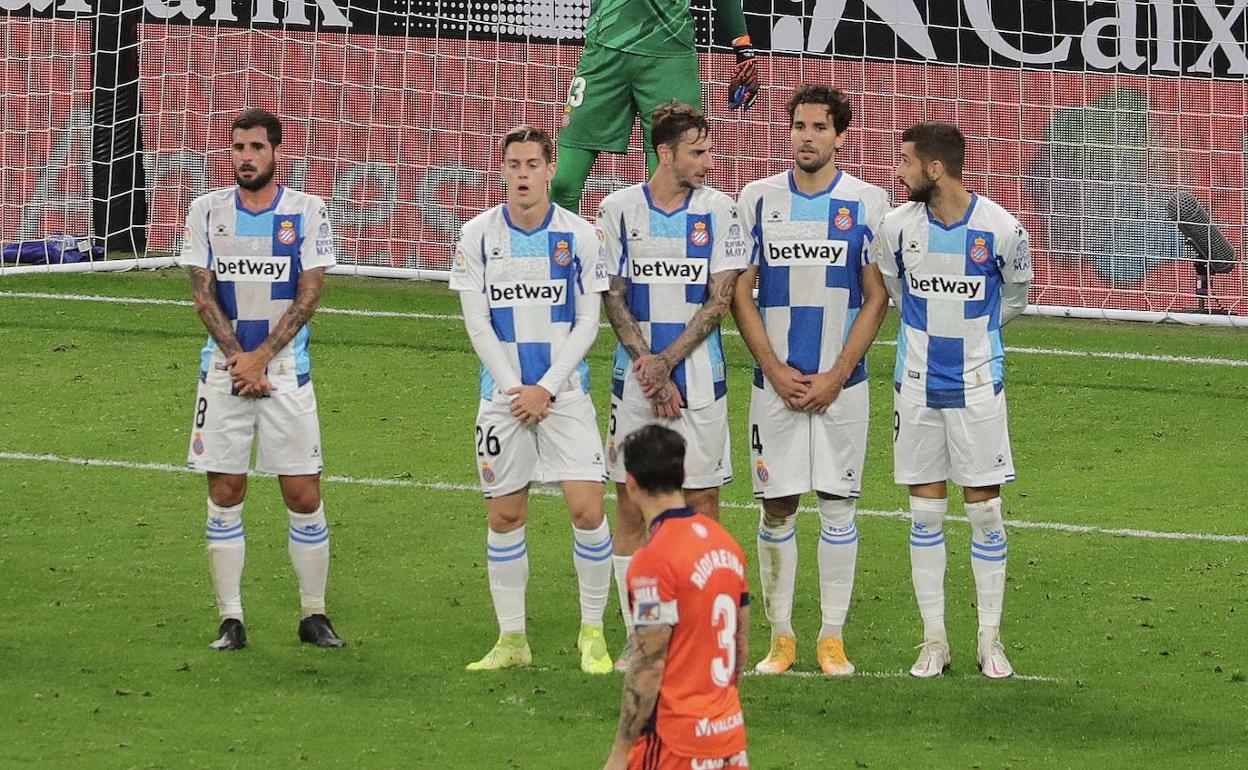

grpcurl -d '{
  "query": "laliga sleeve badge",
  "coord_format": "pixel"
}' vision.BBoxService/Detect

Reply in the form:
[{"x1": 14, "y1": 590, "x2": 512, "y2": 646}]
[
  {"x1": 277, "y1": 220, "x2": 298, "y2": 245},
  {"x1": 689, "y1": 220, "x2": 710, "y2": 247},
  {"x1": 552, "y1": 239, "x2": 573, "y2": 267},
  {"x1": 970, "y1": 236, "x2": 990, "y2": 264},
  {"x1": 834, "y1": 207, "x2": 854, "y2": 232}
]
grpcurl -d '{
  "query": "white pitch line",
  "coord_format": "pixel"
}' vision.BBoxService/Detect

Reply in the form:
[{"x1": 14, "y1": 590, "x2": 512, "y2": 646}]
[
  {"x1": 2, "y1": 290, "x2": 1246, "y2": 368},
  {"x1": 743, "y1": 670, "x2": 1062, "y2": 683},
  {"x1": 2, "y1": 450, "x2": 1245, "y2": 545}
]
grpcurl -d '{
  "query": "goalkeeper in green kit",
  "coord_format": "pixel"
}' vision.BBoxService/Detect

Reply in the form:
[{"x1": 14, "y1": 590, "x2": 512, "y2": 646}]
[{"x1": 551, "y1": 0, "x2": 759, "y2": 213}]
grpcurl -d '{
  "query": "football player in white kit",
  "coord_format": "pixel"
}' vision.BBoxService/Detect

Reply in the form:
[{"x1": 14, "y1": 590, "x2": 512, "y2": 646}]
[
  {"x1": 450, "y1": 126, "x2": 614, "y2": 675},
  {"x1": 183, "y1": 109, "x2": 344, "y2": 651},
  {"x1": 874, "y1": 122, "x2": 1032, "y2": 679},
  {"x1": 732, "y1": 85, "x2": 890, "y2": 676},
  {"x1": 598, "y1": 101, "x2": 748, "y2": 670}
]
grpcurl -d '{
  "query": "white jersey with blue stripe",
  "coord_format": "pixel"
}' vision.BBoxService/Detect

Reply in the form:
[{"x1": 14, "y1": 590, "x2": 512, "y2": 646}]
[
  {"x1": 449, "y1": 203, "x2": 607, "y2": 401},
  {"x1": 180, "y1": 185, "x2": 336, "y2": 394},
  {"x1": 597, "y1": 183, "x2": 748, "y2": 410},
  {"x1": 738, "y1": 170, "x2": 890, "y2": 389},
  {"x1": 873, "y1": 194, "x2": 1033, "y2": 408}
]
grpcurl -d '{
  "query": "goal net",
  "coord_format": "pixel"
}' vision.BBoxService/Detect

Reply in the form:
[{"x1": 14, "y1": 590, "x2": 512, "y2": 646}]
[{"x1": 2, "y1": 1, "x2": 1246, "y2": 322}]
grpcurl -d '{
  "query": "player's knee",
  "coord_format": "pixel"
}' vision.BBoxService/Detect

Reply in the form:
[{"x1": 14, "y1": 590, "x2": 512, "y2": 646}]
[
  {"x1": 208, "y1": 475, "x2": 246, "y2": 508},
  {"x1": 488, "y1": 505, "x2": 527, "y2": 531},
  {"x1": 817, "y1": 495, "x2": 855, "y2": 530},
  {"x1": 964, "y1": 497, "x2": 1004, "y2": 537},
  {"x1": 686, "y1": 489, "x2": 719, "y2": 519},
  {"x1": 283, "y1": 489, "x2": 321, "y2": 514},
  {"x1": 570, "y1": 507, "x2": 604, "y2": 530},
  {"x1": 909, "y1": 495, "x2": 948, "y2": 532},
  {"x1": 761, "y1": 496, "x2": 799, "y2": 526}
]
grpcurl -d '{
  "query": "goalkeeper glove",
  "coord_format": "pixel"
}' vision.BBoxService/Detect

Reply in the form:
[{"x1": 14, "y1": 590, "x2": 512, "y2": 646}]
[{"x1": 728, "y1": 35, "x2": 759, "y2": 111}]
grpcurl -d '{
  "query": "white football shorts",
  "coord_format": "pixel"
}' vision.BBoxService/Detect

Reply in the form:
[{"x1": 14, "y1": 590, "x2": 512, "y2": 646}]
[
  {"x1": 892, "y1": 388, "x2": 1016, "y2": 488},
  {"x1": 605, "y1": 389, "x2": 732, "y2": 490},
  {"x1": 749, "y1": 379, "x2": 869, "y2": 499},
  {"x1": 474, "y1": 389, "x2": 607, "y2": 498},
  {"x1": 187, "y1": 379, "x2": 323, "y2": 476}
]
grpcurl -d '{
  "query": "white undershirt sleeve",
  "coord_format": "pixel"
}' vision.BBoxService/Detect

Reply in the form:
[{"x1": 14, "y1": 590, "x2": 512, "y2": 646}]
[
  {"x1": 460, "y1": 290, "x2": 523, "y2": 395},
  {"x1": 536, "y1": 292, "x2": 600, "y2": 396},
  {"x1": 1000, "y1": 281, "x2": 1029, "y2": 326}
]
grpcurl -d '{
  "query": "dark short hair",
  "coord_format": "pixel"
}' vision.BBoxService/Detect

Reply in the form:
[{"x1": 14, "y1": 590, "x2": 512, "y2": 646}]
[
  {"x1": 786, "y1": 84, "x2": 853, "y2": 135},
  {"x1": 500, "y1": 124, "x2": 554, "y2": 163},
  {"x1": 622, "y1": 425, "x2": 685, "y2": 495},
  {"x1": 901, "y1": 122, "x2": 966, "y2": 179},
  {"x1": 231, "y1": 108, "x2": 282, "y2": 148},
  {"x1": 651, "y1": 100, "x2": 708, "y2": 152}
]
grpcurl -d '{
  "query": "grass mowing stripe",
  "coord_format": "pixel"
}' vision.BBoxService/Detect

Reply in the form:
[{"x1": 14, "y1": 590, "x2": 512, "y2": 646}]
[
  {"x1": 4, "y1": 449, "x2": 1245, "y2": 544},
  {"x1": 4, "y1": 289, "x2": 1247, "y2": 368}
]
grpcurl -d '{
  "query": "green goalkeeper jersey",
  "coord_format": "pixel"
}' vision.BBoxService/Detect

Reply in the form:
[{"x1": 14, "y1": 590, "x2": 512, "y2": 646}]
[{"x1": 584, "y1": 0, "x2": 748, "y2": 59}]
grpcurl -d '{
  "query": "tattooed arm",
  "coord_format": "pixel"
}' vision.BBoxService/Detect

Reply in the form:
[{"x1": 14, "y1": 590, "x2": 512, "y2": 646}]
[
  {"x1": 605, "y1": 275, "x2": 683, "y2": 419},
  {"x1": 227, "y1": 267, "x2": 326, "y2": 395},
  {"x1": 604, "y1": 275, "x2": 650, "y2": 361},
  {"x1": 633, "y1": 268, "x2": 740, "y2": 395},
  {"x1": 189, "y1": 267, "x2": 243, "y2": 359},
  {"x1": 602, "y1": 623, "x2": 673, "y2": 770},
  {"x1": 734, "y1": 603, "x2": 751, "y2": 680}
]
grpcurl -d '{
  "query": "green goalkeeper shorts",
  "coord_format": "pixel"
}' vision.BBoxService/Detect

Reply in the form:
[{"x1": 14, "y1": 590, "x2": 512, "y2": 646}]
[{"x1": 558, "y1": 44, "x2": 703, "y2": 154}]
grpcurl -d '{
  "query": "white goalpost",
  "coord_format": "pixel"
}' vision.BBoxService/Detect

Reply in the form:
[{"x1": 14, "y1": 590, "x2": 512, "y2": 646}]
[{"x1": 2, "y1": 1, "x2": 1245, "y2": 326}]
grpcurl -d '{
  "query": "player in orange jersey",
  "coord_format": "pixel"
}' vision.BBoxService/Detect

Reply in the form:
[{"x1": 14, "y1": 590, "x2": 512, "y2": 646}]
[{"x1": 603, "y1": 425, "x2": 750, "y2": 770}]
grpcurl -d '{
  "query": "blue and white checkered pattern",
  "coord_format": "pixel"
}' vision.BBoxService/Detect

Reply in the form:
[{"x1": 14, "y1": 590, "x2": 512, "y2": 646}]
[
  {"x1": 738, "y1": 170, "x2": 890, "y2": 389},
  {"x1": 180, "y1": 186, "x2": 336, "y2": 394},
  {"x1": 875, "y1": 195, "x2": 1033, "y2": 408},
  {"x1": 451, "y1": 204, "x2": 605, "y2": 401},
  {"x1": 597, "y1": 184, "x2": 749, "y2": 410}
]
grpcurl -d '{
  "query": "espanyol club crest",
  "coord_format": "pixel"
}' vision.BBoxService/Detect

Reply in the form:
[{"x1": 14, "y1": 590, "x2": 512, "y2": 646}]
[
  {"x1": 834, "y1": 206, "x2": 854, "y2": 231},
  {"x1": 277, "y1": 220, "x2": 297, "y2": 245},
  {"x1": 755, "y1": 460, "x2": 770, "y2": 483},
  {"x1": 552, "y1": 239, "x2": 573, "y2": 267},
  {"x1": 970, "y1": 236, "x2": 991, "y2": 264},
  {"x1": 689, "y1": 221, "x2": 710, "y2": 247},
  {"x1": 480, "y1": 462, "x2": 496, "y2": 484},
  {"x1": 192, "y1": 432, "x2": 205, "y2": 456}
]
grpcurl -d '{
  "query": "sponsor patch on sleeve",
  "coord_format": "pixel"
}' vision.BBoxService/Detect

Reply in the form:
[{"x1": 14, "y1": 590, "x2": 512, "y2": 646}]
[{"x1": 629, "y1": 580, "x2": 678, "y2": 626}]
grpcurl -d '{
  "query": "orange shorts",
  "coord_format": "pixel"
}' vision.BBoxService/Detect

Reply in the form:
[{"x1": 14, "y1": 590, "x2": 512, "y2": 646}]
[{"x1": 628, "y1": 734, "x2": 749, "y2": 770}]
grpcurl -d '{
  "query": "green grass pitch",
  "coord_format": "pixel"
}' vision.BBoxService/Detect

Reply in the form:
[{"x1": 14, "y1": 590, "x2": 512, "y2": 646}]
[{"x1": 0, "y1": 271, "x2": 1245, "y2": 769}]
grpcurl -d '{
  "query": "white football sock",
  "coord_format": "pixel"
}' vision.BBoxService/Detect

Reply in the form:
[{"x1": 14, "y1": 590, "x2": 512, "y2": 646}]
[
  {"x1": 206, "y1": 499, "x2": 245, "y2": 621},
  {"x1": 486, "y1": 526, "x2": 529, "y2": 635},
  {"x1": 966, "y1": 497, "x2": 1008, "y2": 631},
  {"x1": 571, "y1": 519, "x2": 612, "y2": 627},
  {"x1": 817, "y1": 497, "x2": 858, "y2": 639},
  {"x1": 756, "y1": 510, "x2": 797, "y2": 638},
  {"x1": 288, "y1": 503, "x2": 330, "y2": 618},
  {"x1": 909, "y1": 495, "x2": 948, "y2": 642},
  {"x1": 612, "y1": 554, "x2": 634, "y2": 634}
]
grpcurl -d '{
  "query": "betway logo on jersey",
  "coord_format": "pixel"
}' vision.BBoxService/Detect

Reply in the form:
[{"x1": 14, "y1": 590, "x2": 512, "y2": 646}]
[
  {"x1": 213, "y1": 255, "x2": 290, "y2": 283},
  {"x1": 630, "y1": 258, "x2": 706, "y2": 285},
  {"x1": 765, "y1": 239, "x2": 849, "y2": 266},
  {"x1": 488, "y1": 280, "x2": 566, "y2": 306},
  {"x1": 695, "y1": 712, "x2": 744, "y2": 738},
  {"x1": 907, "y1": 273, "x2": 986, "y2": 300}
]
